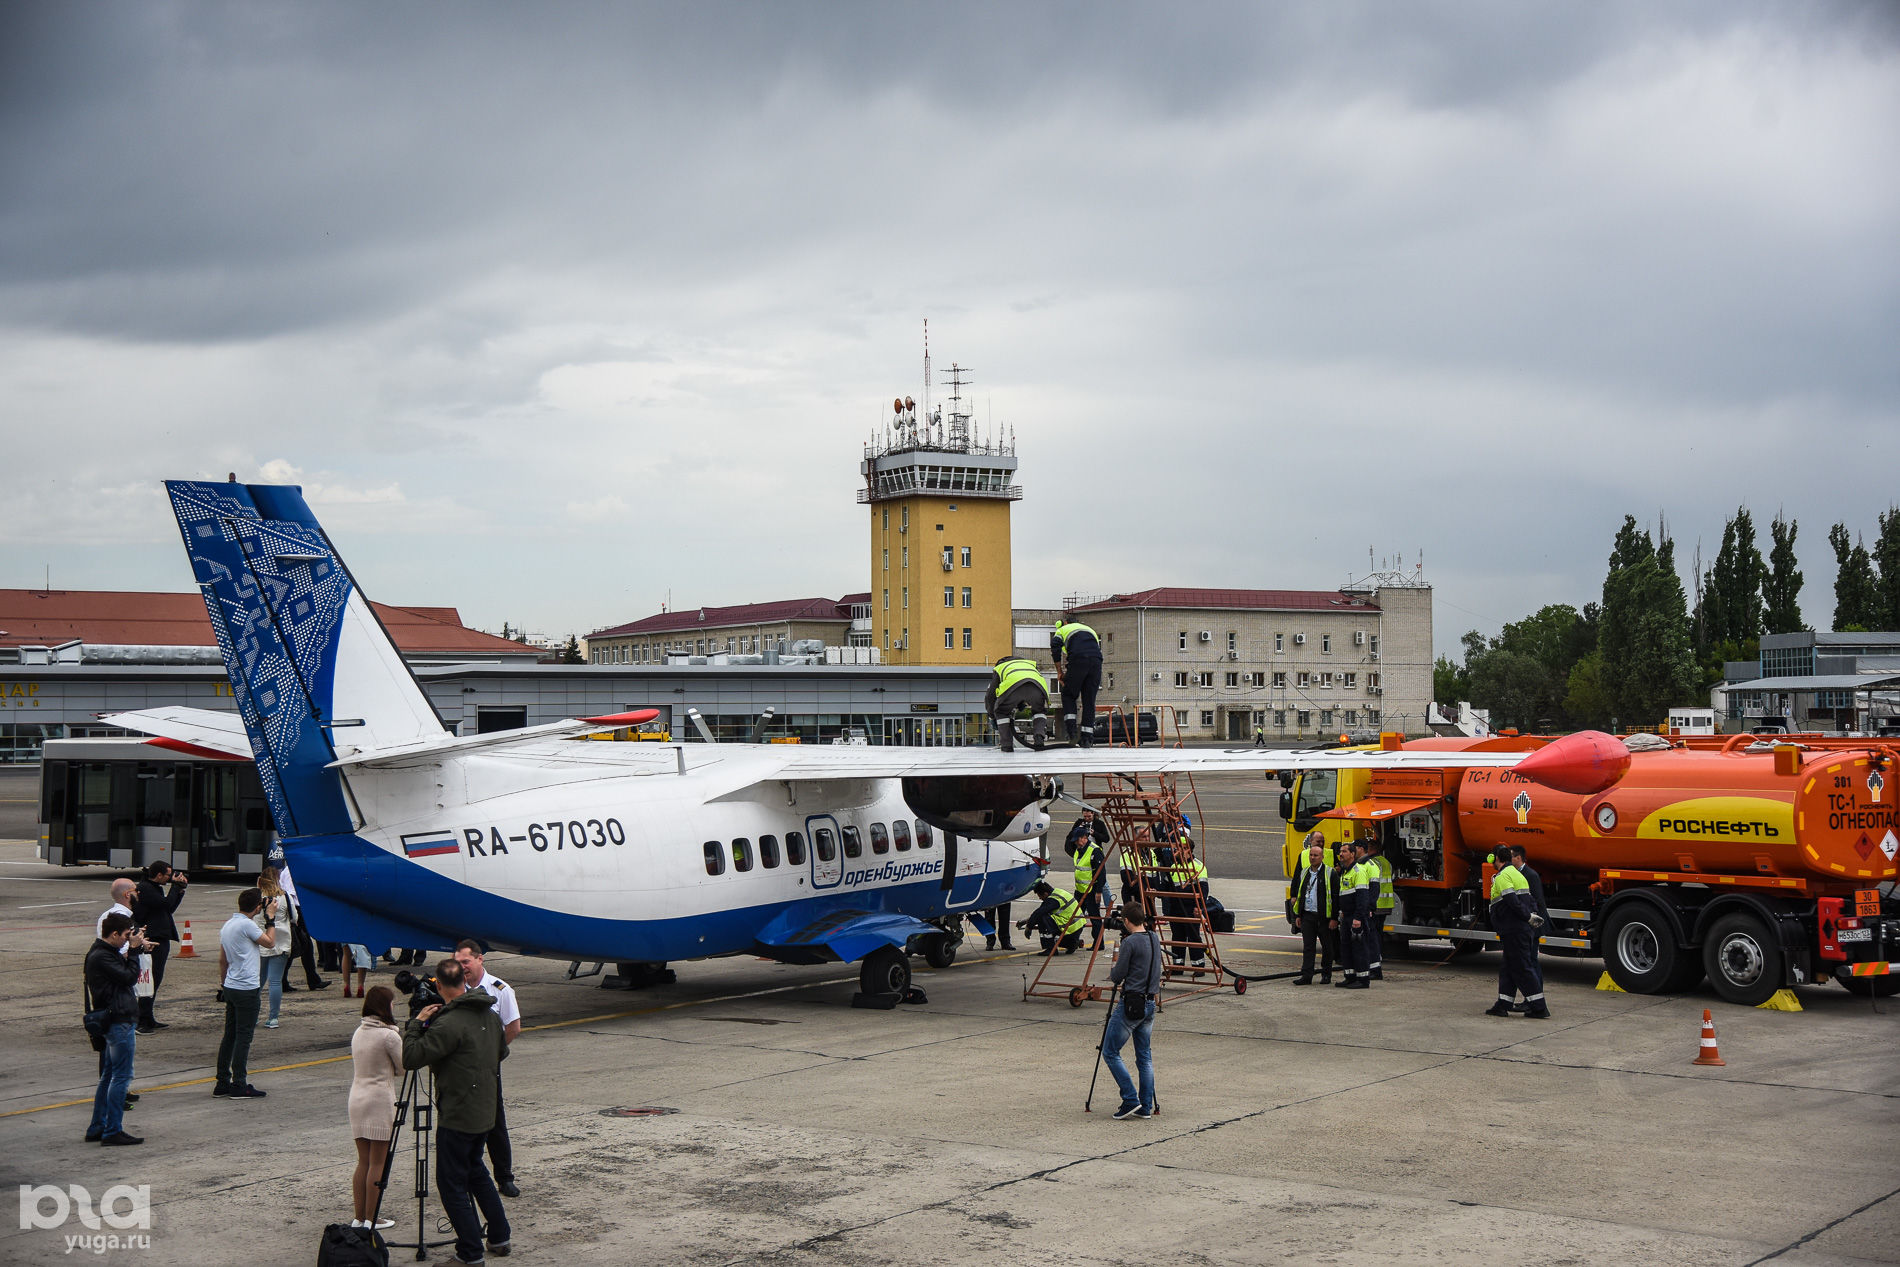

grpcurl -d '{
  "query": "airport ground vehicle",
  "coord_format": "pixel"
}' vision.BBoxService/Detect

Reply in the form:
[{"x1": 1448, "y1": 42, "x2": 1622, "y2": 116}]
[
  {"x1": 1280, "y1": 735, "x2": 1900, "y2": 1005},
  {"x1": 39, "y1": 738, "x2": 275, "y2": 873}
]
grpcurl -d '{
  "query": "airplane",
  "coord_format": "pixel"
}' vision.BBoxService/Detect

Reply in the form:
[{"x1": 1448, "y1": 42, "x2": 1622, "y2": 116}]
[{"x1": 105, "y1": 479, "x2": 1628, "y2": 1002}]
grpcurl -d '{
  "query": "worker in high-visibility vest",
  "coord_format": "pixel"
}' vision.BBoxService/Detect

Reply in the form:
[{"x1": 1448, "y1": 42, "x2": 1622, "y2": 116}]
[
  {"x1": 986, "y1": 656, "x2": 1051, "y2": 753},
  {"x1": 1362, "y1": 841, "x2": 1393, "y2": 982},
  {"x1": 1495, "y1": 844, "x2": 1550, "y2": 1016},
  {"x1": 1018, "y1": 881, "x2": 1087, "y2": 955},
  {"x1": 1066, "y1": 811, "x2": 1110, "y2": 949},
  {"x1": 1332, "y1": 841, "x2": 1370, "y2": 989},
  {"x1": 1167, "y1": 843, "x2": 1210, "y2": 970},
  {"x1": 1050, "y1": 620, "x2": 1103, "y2": 746},
  {"x1": 1483, "y1": 852, "x2": 1547, "y2": 1018}
]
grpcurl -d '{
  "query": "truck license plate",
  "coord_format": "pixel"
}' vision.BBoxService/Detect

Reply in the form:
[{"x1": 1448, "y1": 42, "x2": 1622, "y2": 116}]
[{"x1": 1837, "y1": 928, "x2": 1873, "y2": 943}]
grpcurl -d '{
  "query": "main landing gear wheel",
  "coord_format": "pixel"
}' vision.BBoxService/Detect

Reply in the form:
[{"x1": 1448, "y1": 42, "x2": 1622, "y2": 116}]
[
  {"x1": 860, "y1": 946, "x2": 912, "y2": 997},
  {"x1": 923, "y1": 934, "x2": 958, "y2": 970}
]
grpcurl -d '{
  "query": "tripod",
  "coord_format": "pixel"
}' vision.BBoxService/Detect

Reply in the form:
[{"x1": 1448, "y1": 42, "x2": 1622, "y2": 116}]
[{"x1": 376, "y1": 1066, "x2": 454, "y2": 1262}]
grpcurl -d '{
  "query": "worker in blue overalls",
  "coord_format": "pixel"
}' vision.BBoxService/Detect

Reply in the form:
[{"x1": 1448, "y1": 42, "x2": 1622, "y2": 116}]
[{"x1": 1050, "y1": 619, "x2": 1103, "y2": 748}]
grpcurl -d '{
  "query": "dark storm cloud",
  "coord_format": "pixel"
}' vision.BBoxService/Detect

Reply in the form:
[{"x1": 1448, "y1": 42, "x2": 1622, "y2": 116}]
[{"x1": 0, "y1": 2, "x2": 1895, "y2": 644}]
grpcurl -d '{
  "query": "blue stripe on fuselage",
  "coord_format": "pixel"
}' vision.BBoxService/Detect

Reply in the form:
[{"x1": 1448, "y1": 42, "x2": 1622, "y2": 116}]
[{"x1": 285, "y1": 833, "x2": 1043, "y2": 962}]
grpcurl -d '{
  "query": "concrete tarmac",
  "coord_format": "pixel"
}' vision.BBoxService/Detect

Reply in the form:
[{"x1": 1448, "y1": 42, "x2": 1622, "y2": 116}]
[{"x1": 3, "y1": 805, "x2": 1898, "y2": 1264}]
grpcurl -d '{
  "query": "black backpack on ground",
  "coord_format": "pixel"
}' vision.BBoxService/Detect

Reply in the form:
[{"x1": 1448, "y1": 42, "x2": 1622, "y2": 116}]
[{"x1": 316, "y1": 1223, "x2": 387, "y2": 1267}]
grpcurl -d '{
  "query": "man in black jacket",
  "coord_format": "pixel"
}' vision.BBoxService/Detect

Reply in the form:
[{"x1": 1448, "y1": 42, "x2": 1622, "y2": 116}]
[
  {"x1": 404, "y1": 958, "x2": 511, "y2": 1265},
  {"x1": 1284, "y1": 832, "x2": 1338, "y2": 985},
  {"x1": 130, "y1": 861, "x2": 189, "y2": 1032},
  {"x1": 86, "y1": 913, "x2": 152, "y2": 1145},
  {"x1": 1504, "y1": 846, "x2": 1551, "y2": 1013}
]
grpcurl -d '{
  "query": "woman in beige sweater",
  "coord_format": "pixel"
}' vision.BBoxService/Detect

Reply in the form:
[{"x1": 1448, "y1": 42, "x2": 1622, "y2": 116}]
[{"x1": 348, "y1": 986, "x2": 403, "y2": 1230}]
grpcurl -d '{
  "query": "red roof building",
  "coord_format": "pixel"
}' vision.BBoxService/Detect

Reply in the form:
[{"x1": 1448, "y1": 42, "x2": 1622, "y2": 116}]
[
  {"x1": 1069, "y1": 587, "x2": 1381, "y2": 614},
  {"x1": 0, "y1": 590, "x2": 543, "y2": 664},
  {"x1": 587, "y1": 596, "x2": 871, "y2": 664}
]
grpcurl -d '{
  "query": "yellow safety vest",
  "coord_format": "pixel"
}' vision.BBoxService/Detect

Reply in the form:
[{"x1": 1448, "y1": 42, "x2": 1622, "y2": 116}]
[
  {"x1": 1073, "y1": 843, "x2": 1100, "y2": 891},
  {"x1": 1053, "y1": 621, "x2": 1099, "y2": 658},
  {"x1": 1371, "y1": 853, "x2": 1395, "y2": 911},
  {"x1": 1049, "y1": 887, "x2": 1085, "y2": 934},
  {"x1": 992, "y1": 658, "x2": 1048, "y2": 701}
]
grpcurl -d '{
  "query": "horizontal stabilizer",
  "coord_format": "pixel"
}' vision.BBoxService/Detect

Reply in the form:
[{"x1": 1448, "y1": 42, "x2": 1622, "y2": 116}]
[
  {"x1": 325, "y1": 708, "x2": 664, "y2": 768},
  {"x1": 102, "y1": 707, "x2": 257, "y2": 760},
  {"x1": 753, "y1": 906, "x2": 940, "y2": 965}
]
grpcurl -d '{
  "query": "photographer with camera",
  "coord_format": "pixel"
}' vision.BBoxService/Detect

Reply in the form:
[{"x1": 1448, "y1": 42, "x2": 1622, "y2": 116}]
[
  {"x1": 85, "y1": 912, "x2": 153, "y2": 1145},
  {"x1": 401, "y1": 958, "x2": 511, "y2": 1265},
  {"x1": 215, "y1": 887, "x2": 275, "y2": 1098}
]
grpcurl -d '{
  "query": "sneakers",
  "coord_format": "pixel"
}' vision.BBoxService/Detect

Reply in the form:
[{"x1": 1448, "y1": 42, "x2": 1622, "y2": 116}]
[
  {"x1": 1112, "y1": 1102, "x2": 1142, "y2": 1119},
  {"x1": 100, "y1": 1132, "x2": 143, "y2": 1146},
  {"x1": 84, "y1": 1129, "x2": 103, "y2": 1142},
  {"x1": 212, "y1": 1083, "x2": 234, "y2": 1097},
  {"x1": 264, "y1": 1019, "x2": 280, "y2": 1029},
  {"x1": 235, "y1": 1085, "x2": 267, "y2": 1098},
  {"x1": 1134, "y1": 1106, "x2": 1152, "y2": 1118}
]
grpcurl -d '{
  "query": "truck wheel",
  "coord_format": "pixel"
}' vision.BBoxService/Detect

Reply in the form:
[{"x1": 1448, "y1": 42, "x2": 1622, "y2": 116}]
[
  {"x1": 1701, "y1": 912, "x2": 1784, "y2": 1007},
  {"x1": 1837, "y1": 973, "x2": 1900, "y2": 998},
  {"x1": 923, "y1": 934, "x2": 958, "y2": 970},
  {"x1": 860, "y1": 946, "x2": 911, "y2": 997},
  {"x1": 1603, "y1": 904, "x2": 1681, "y2": 995}
]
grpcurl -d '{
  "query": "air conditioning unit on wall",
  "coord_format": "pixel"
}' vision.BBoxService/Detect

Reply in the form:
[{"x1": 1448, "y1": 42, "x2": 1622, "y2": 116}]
[
  {"x1": 1197, "y1": 631, "x2": 1212, "y2": 642},
  {"x1": 1226, "y1": 651, "x2": 1238, "y2": 660},
  {"x1": 1353, "y1": 631, "x2": 1365, "y2": 646},
  {"x1": 1293, "y1": 633, "x2": 1307, "y2": 645},
  {"x1": 1151, "y1": 672, "x2": 1162, "y2": 681}
]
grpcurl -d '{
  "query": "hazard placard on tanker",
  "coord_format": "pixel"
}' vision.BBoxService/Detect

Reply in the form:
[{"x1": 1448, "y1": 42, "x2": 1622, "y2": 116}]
[{"x1": 1796, "y1": 758, "x2": 1900, "y2": 881}]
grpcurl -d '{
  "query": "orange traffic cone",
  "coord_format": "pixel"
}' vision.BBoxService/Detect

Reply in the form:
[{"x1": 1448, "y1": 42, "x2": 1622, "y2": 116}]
[
  {"x1": 1692, "y1": 1008, "x2": 1724, "y2": 1066},
  {"x1": 177, "y1": 919, "x2": 197, "y2": 959}
]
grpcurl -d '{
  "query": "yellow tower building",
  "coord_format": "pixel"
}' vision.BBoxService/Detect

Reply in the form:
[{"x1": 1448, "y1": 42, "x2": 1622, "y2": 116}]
[{"x1": 861, "y1": 362, "x2": 1019, "y2": 666}]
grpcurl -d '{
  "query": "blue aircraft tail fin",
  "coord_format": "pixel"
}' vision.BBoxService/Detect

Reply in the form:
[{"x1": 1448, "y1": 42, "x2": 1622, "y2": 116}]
[{"x1": 165, "y1": 480, "x2": 447, "y2": 837}]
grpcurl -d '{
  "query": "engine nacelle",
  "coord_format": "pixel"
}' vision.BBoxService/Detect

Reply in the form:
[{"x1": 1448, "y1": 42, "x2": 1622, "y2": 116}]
[{"x1": 902, "y1": 774, "x2": 1044, "y2": 841}]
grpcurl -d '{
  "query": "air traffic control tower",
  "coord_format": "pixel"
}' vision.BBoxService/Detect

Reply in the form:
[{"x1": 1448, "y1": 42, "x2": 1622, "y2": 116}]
[{"x1": 860, "y1": 358, "x2": 1019, "y2": 667}]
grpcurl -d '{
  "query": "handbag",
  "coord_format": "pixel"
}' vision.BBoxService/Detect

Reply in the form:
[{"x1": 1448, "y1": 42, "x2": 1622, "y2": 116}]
[
  {"x1": 134, "y1": 953, "x2": 154, "y2": 999},
  {"x1": 1121, "y1": 987, "x2": 1147, "y2": 1021},
  {"x1": 83, "y1": 1007, "x2": 111, "y2": 1039}
]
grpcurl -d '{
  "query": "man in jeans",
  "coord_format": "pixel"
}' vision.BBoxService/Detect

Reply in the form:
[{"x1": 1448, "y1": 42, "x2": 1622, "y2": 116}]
[
  {"x1": 1102, "y1": 904, "x2": 1163, "y2": 1120},
  {"x1": 85, "y1": 912, "x2": 151, "y2": 1145},
  {"x1": 455, "y1": 939, "x2": 522, "y2": 1199},
  {"x1": 215, "y1": 887, "x2": 275, "y2": 1098},
  {"x1": 404, "y1": 958, "x2": 511, "y2": 1265}
]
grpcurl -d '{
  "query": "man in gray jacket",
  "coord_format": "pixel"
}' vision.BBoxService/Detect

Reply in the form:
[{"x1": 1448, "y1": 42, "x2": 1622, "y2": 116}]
[
  {"x1": 1102, "y1": 904, "x2": 1163, "y2": 1120},
  {"x1": 403, "y1": 958, "x2": 511, "y2": 1265}
]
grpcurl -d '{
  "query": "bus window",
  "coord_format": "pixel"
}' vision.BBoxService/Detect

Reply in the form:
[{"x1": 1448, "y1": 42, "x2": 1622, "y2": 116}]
[
  {"x1": 759, "y1": 834, "x2": 780, "y2": 868},
  {"x1": 813, "y1": 828, "x2": 836, "y2": 862},
  {"x1": 892, "y1": 820, "x2": 911, "y2": 851},
  {"x1": 870, "y1": 823, "x2": 890, "y2": 854},
  {"x1": 786, "y1": 831, "x2": 807, "y2": 865},
  {"x1": 731, "y1": 838, "x2": 753, "y2": 872},
  {"x1": 841, "y1": 826, "x2": 862, "y2": 859}
]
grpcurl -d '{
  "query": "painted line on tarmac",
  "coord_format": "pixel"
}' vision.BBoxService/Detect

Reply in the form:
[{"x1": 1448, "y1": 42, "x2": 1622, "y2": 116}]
[{"x1": 16, "y1": 900, "x2": 90, "y2": 910}]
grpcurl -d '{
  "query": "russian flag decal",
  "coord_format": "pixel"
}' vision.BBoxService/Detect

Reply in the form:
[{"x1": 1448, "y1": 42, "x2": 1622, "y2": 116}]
[{"x1": 401, "y1": 829, "x2": 461, "y2": 859}]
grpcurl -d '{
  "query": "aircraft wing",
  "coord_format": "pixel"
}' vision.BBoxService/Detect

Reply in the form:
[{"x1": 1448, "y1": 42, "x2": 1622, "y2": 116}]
[
  {"x1": 101, "y1": 707, "x2": 256, "y2": 760},
  {"x1": 723, "y1": 743, "x2": 1525, "y2": 782}
]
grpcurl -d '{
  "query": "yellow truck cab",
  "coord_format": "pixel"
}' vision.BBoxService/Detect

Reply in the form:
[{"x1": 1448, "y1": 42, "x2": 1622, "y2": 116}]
[{"x1": 1275, "y1": 746, "x2": 1379, "y2": 875}]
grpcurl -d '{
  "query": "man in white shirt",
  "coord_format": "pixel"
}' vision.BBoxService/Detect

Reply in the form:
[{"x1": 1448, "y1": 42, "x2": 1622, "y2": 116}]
[
  {"x1": 96, "y1": 878, "x2": 137, "y2": 955},
  {"x1": 455, "y1": 939, "x2": 521, "y2": 1198},
  {"x1": 215, "y1": 887, "x2": 275, "y2": 1098}
]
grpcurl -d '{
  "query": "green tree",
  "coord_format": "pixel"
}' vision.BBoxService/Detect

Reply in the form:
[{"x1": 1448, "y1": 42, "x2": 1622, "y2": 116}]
[
  {"x1": 560, "y1": 635, "x2": 584, "y2": 665},
  {"x1": 1598, "y1": 516, "x2": 1698, "y2": 725},
  {"x1": 1829, "y1": 523, "x2": 1880, "y2": 630},
  {"x1": 1468, "y1": 649, "x2": 1554, "y2": 731},
  {"x1": 1762, "y1": 512, "x2": 1804, "y2": 634},
  {"x1": 1433, "y1": 653, "x2": 1468, "y2": 705},
  {"x1": 1706, "y1": 506, "x2": 1766, "y2": 645},
  {"x1": 1564, "y1": 651, "x2": 1611, "y2": 729},
  {"x1": 1876, "y1": 507, "x2": 1900, "y2": 630}
]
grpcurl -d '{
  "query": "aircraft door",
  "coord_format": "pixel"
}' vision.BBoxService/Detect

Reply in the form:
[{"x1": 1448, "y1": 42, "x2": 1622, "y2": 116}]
[
  {"x1": 806, "y1": 813, "x2": 843, "y2": 889},
  {"x1": 941, "y1": 831, "x2": 989, "y2": 909}
]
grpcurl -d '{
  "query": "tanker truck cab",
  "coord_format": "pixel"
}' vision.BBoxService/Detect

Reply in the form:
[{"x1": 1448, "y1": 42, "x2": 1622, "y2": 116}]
[{"x1": 1276, "y1": 743, "x2": 1380, "y2": 874}]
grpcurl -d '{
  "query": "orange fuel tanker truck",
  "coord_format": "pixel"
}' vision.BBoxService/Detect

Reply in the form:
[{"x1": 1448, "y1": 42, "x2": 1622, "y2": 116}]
[{"x1": 1277, "y1": 733, "x2": 1900, "y2": 1006}]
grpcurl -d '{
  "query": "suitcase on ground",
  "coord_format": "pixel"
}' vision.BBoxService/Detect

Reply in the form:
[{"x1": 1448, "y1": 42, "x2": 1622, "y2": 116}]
[{"x1": 316, "y1": 1222, "x2": 387, "y2": 1267}]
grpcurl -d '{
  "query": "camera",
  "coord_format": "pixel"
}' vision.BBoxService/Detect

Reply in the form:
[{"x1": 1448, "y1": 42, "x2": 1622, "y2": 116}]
[{"x1": 392, "y1": 969, "x2": 443, "y2": 1019}]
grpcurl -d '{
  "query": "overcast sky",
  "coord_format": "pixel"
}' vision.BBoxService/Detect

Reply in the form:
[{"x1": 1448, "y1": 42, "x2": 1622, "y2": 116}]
[{"x1": 3, "y1": 3, "x2": 1896, "y2": 654}]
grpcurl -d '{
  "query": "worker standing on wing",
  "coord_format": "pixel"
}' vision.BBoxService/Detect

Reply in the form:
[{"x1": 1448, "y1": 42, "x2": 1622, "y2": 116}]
[{"x1": 1050, "y1": 618, "x2": 1103, "y2": 747}]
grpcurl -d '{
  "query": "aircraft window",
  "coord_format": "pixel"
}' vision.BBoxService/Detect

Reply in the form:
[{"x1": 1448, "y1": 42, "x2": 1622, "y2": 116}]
[
  {"x1": 813, "y1": 828, "x2": 836, "y2": 862},
  {"x1": 759, "y1": 834, "x2": 780, "y2": 868},
  {"x1": 731, "y1": 838, "x2": 753, "y2": 872},
  {"x1": 703, "y1": 841, "x2": 726, "y2": 876},
  {"x1": 914, "y1": 819, "x2": 933, "y2": 848},
  {"x1": 893, "y1": 820, "x2": 912, "y2": 851},
  {"x1": 786, "y1": 831, "x2": 807, "y2": 865},
  {"x1": 842, "y1": 825, "x2": 863, "y2": 858},
  {"x1": 870, "y1": 823, "x2": 890, "y2": 854}
]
